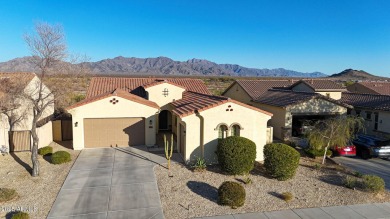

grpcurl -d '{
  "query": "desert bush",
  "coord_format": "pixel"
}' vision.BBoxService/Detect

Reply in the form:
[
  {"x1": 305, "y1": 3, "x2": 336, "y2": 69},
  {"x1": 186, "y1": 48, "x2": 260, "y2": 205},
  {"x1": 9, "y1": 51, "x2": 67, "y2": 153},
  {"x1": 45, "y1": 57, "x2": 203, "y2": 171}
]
[
  {"x1": 218, "y1": 181, "x2": 246, "y2": 208},
  {"x1": 38, "y1": 146, "x2": 53, "y2": 156},
  {"x1": 216, "y1": 136, "x2": 256, "y2": 175},
  {"x1": 192, "y1": 157, "x2": 207, "y2": 172},
  {"x1": 343, "y1": 176, "x2": 358, "y2": 189},
  {"x1": 0, "y1": 188, "x2": 17, "y2": 202},
  {"x1": 362, "y1": 175, "x2": 385, "y2": 193},
  {"x1": 263, "y1": 143, "x2": 300, "y2": 181},
  {"x1": 51, "y1": 151, "x2": 71, "y2": 164},
  {"x1": 353, "y1": 171, "x2": 363, "y2": 178},
  {"x1": 244, "y1": 177, "x2": 252, "y2": 185},
  {"x1": 11, "y1": 212, "x2": 29, "y2": 219},
  {"x1": 305, "y1": 148, "x2": 332, "y2": 158},
  {"x1": 281, "y1": 192, "x2": 294, "y2": 202},
  {"x1": 313, "y1": 163, "x2": 322, "y2": 170}
]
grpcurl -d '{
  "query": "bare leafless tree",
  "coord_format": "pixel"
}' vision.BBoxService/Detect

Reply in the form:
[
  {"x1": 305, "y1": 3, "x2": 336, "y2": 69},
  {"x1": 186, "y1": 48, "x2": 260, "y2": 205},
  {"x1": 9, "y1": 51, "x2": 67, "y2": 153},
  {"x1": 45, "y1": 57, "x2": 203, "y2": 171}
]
[
  {"x1": 24, "y1": 22, "x2": 68, "y2": 176},
  {"x1": 0, "y1": 77, "x2": 28, "y2": 131}
]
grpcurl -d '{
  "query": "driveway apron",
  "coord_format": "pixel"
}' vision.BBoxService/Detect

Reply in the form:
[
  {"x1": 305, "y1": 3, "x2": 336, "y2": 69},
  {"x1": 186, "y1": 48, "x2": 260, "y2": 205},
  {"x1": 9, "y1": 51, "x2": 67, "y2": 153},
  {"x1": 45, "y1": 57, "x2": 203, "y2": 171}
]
[{"x1": 48, "y1": 146, "x2": 166, "y2": 219}]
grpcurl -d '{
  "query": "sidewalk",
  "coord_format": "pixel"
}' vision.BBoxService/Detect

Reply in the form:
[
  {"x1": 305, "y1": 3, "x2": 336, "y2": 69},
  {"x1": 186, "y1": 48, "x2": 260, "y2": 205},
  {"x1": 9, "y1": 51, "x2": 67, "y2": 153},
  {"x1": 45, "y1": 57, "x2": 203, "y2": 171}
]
[{"x1": 196, "y1": 202, "x2": 390, "y2": 219}]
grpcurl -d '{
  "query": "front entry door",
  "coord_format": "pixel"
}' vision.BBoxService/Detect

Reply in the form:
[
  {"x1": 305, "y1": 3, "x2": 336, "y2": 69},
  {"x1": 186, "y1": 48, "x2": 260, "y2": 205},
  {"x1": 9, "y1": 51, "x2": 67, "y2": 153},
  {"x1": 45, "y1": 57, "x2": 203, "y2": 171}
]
[{"x1": 159, "y1": 111, "x2": 168, "y2": 130}]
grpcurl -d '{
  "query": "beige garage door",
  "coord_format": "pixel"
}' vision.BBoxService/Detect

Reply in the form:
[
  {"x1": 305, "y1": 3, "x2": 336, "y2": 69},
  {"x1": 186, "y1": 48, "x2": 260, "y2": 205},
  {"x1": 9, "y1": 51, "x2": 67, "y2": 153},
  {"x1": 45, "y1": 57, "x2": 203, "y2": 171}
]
[{"x1": 84, "y1": 118, "x2": 145, "y2": 148}]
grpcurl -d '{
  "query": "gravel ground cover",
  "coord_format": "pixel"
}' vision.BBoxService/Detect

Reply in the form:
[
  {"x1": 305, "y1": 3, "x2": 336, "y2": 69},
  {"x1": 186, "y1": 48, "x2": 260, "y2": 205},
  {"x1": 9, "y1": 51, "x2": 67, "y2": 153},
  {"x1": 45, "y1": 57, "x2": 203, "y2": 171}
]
[
  {"x1": 0, "y1": 142, "x2": 79, "y2": 219},
  {"x1": 155, "y1": 156, "x2": 390, "y2": 219}
]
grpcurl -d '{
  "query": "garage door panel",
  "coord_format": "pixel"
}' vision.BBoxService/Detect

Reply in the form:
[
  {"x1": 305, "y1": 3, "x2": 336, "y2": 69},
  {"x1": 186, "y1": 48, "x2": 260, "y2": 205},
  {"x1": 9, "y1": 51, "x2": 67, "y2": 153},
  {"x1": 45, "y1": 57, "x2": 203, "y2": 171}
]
[{"x1": 84, "y1": 118, "x2": 145, "y2": 148}]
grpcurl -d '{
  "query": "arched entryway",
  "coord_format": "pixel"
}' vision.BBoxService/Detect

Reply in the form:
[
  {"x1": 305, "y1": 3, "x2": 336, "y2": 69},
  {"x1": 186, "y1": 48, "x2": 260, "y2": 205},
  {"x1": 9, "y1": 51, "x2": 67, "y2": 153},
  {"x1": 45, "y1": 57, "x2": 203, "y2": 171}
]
[{"x1": 158, "y1": 110, "x2": 172, "y2": 131}]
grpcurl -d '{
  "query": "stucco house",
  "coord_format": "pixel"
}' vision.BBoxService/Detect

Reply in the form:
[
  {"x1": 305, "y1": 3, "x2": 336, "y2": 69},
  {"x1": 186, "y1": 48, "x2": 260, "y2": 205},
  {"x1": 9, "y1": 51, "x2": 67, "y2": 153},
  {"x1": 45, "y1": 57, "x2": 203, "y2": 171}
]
[
  {"x1": 66, "y1": 77, "x2": 273, "y2": 163},
  {"x1": 223, "y1": 79, "x2": 351, "y2": 140},
  {"x1": 0, "y1": 72, "x2": 54, "y2": 152},
  {"x1": 341, "y1": 92, "x2": 390, "y2": 137},
  {"x1": 347, "y1": 81, "x2": 390, "y2": 96}
]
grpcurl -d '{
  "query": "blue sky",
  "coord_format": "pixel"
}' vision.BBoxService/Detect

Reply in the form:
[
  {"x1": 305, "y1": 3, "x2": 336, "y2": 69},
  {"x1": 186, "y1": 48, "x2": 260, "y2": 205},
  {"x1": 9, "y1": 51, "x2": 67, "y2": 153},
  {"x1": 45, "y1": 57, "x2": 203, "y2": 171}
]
[{"x1": 0, "y1": 0, "x2": 389, "y2": 76}]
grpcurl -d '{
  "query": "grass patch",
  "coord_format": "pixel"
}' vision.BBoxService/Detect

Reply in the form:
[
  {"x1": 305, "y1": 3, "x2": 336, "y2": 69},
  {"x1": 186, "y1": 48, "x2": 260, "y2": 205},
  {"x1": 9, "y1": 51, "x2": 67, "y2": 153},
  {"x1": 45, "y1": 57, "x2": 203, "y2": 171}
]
[
  {"x1": 0, "y1": 188, "x2": 18, "y2": 202},
  {"x1": 281, "y1": 192, "x2": 294, "y2": 202}
]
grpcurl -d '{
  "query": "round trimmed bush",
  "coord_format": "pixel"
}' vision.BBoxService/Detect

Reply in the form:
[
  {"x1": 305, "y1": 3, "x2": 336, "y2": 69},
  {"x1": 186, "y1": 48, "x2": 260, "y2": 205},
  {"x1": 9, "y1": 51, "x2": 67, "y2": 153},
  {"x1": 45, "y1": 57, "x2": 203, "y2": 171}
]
[
  {"x1": 216, "y1": 136, "x2": 256, "y2": 175},
  {"x1": 38, "y1": 146, "x2": 53, "y2": 156},
  {"x1": 11, "y1": 212, "x2": 29, "y2": 219},
  {"x1": 218, "y1": 181, "x2": 246, "y2": 208},
  {"x1": 264, "y1": 143, "x2": 300, "y2": 181},
  {"x1": 362, "y1": 175, "x2": 385, "y2": 193},
  {"x1": 0, "y1": 188, "x2": 18, "y2": 202},
  {"x1": 51, "y1": 151, "x2": 71, "y2": 164}
]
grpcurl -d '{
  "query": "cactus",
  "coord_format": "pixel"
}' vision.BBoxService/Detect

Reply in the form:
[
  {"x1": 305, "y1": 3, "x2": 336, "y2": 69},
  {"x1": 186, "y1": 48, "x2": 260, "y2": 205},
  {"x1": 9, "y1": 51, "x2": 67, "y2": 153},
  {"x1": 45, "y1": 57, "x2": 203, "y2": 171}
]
[{"x1": 164, "y1": 134, "x2": 174, "y2": 176}]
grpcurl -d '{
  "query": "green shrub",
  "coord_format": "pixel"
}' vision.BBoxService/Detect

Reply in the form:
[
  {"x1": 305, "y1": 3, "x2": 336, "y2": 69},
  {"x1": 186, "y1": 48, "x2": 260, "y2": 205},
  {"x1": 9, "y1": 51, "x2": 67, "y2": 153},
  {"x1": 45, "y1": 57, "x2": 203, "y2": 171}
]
[
  {"x1": 343, "y1": 176, "x2": 358, "y2": 189},
  {"x1": 264, "y1": 143, "x2": 300, "y2": 181},
  {"x1": 362, "y1": 175, "x2": 385, "y2": 193},
  {"x1": 216, "y1": 136, "x2": 256, "y2": 175},
  {"x1": 51, "y1": 151, "x2": 71, "y2": 164},
  {"x1": 305, "y1": 148, "x2": 332, "y2": 158},
  {"x1": 218, "y1": 181, "x2": 246, "y2": 208},
  {"x1": 11, "y1": 212, "x2": 29, "y2": 219},
  {"x1": 353, "y1": 171, "x2": 363, "y2": 178},
  {"x1": 281, "y1": 192, "x2": 294, "y2": 202},
  {"x1": 38, "y1": 146, "x2": 53, "y2": 156},
  {"x1": 0, "y1": 188, "x2": 17, "y2": 202},
  {"x1": 244, "y1": 177, "x2": 252, "y2": 185},
  {"x1": 192, "y1": 157, "x2": 207, "y2": 172}
]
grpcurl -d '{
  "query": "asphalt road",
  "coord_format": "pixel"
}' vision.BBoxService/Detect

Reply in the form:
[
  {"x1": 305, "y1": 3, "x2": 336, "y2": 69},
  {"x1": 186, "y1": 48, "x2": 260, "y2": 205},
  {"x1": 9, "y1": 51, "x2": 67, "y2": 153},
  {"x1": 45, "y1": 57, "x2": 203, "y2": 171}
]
[{"x1": 333, "y1": 156, "x2": 390, "y2": 190}]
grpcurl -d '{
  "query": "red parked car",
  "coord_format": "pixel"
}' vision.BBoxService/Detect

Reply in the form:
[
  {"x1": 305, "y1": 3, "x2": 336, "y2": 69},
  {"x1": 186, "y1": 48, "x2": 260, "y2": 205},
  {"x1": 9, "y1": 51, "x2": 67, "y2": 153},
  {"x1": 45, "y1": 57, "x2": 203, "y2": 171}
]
[{"x1": 333, "y1": 144, "x2": 356, "y2": 157}]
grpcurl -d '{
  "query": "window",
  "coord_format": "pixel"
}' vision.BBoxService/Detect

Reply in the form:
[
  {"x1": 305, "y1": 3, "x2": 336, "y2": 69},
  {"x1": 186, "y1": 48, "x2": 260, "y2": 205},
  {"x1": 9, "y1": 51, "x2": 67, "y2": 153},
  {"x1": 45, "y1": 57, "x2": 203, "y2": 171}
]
[
  {"x1": 218, "y1": 125, "x2": 228, "y2": 139},
  {"x1": 366, "y1": 111, "x2": 372, "y2": 120},
  {"x1": 355, "y1": 110, "x2": 361, "y2": 116},
  {"x1": 374, "y1": 112, "x2": 379, "y2": 130},
  {"x1": 231, "y1": 125, "x2": 240, "y2": 136}
]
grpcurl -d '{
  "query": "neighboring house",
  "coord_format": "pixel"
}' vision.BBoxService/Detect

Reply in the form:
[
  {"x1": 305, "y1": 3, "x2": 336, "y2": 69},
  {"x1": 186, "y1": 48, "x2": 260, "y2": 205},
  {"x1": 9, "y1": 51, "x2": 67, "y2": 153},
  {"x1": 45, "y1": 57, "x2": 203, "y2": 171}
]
[
  {"x1": 223, "y1": 79, "x2": 350, "y2": 140},
  {"x1": 66, "y1": 77, "x2": 273, "y2": 163},
  {"x1": 341, "y1": 92, "x2": 390, "y2": 137},
  {"x1": 0, "y1": 72, "x2": 54, "y2": 151},
  {"x1": 347, "y1": 81, "x2": 390, "y2": 96}
]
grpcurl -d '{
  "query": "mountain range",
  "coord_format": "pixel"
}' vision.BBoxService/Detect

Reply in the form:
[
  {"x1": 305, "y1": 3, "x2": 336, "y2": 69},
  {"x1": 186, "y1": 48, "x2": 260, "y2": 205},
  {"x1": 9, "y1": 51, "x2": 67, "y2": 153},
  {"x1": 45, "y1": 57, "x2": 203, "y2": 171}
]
[
  {"x1": 329, "y1": 69, "x2": 388, "y2": 80},
  {"x1": 0, "y1": 56, "x2": 327, "y2": 78}
]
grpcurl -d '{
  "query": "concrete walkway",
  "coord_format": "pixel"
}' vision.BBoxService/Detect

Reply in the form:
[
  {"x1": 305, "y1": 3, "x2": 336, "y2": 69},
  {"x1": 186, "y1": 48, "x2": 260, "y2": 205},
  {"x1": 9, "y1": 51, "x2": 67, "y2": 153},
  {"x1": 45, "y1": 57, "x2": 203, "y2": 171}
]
[
  {"x1": 197, "y1": 203, "x2": 390, "y2": 219},
  {"x1": 48, "y1": 146, "x2": 176, "y2": 219}
]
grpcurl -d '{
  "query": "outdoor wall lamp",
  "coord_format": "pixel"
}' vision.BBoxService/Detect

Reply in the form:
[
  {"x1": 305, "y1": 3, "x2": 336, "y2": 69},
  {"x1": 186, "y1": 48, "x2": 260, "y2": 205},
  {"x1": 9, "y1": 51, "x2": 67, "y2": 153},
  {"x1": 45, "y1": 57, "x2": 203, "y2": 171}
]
[
  {"x1": 74, "y1": 122, "x2": 78, "y2": 127},
  {"x1": 149, "y1": 120, "x2": 153, "y2": 125}
]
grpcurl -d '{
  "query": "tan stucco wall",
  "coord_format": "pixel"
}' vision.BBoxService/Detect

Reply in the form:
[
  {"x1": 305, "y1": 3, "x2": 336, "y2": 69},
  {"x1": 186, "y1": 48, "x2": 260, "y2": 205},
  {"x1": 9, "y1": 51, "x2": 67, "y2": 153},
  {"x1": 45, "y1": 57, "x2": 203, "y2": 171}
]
[
  {"x1": 12, "y1": 76, "x2": 54, "y2": 131},
  {"x1": 68, "y1": 96, "x2": 159, "y2": 150},
  {"x1": 0, "y1": 114, "x2": 9, "y2": 149},
  {"x1": 223, "y1": 83, "x2": 253, "y2": 104},
  {"x1": 291, "y1": 83, "x2": 315, "y2": 92},
  {"x1": 181, "y1": 102, "x2": 271, "y2": 164},
  {"x1": 252, "y1": 103, "x2": 287, "y2": 140},
  {"x1": 145, "y1": 83, "x2": 185, "y2": 107},
  {"x1": 37, "y1": 121, "x2": 53, "y2": 148},
  {"x1": 351, "y1": 108, "x2": 390, "y2": 136},
  {"x1": 316, "y1": 91, "x2": 342, "y2": 100}
]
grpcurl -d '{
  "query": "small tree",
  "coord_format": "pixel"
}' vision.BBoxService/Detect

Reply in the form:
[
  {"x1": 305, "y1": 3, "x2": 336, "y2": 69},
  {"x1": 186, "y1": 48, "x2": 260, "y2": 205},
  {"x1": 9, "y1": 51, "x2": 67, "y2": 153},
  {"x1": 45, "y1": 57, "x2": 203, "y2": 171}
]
[{"x1": 306, "y1": 115, "x2": 364, "y2": 164}]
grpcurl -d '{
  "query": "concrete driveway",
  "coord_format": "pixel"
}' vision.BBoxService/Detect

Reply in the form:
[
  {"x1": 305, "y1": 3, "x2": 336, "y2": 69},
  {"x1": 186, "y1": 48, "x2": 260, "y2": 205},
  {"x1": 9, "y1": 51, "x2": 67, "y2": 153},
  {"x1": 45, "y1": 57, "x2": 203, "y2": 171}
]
[
  {"x1": 48, "y1": 146, "x2": 172, "y2": 219},
  {"x1": 333, "y1": 156, "x2": 390, "y2": 190}
]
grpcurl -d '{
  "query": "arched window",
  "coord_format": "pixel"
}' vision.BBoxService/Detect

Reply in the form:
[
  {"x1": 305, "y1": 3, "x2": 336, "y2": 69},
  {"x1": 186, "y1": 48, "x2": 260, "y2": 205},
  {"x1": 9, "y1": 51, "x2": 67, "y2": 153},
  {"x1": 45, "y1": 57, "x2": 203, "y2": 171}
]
[
  {"x1": 218, "y1": 125, "x2": 228, "y2": 139},
  {"x1": 231, "y1": 125, "x2": 240, "y2": 136}
]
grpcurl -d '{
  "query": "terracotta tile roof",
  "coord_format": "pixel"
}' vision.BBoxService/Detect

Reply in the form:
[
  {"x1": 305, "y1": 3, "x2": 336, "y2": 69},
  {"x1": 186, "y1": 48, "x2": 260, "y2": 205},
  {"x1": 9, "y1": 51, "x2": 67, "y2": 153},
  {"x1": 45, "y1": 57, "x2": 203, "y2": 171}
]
[
  {"x1": 224, "y1": 79, "x2": 344, "y2": 100},
  {"x1": 171, "y1": 91, "x2": 272, "y2": 118},
  {"x1": 348, "y1": 82, "x2": 390, "y2": 96},
  {"x1": 254, "y1": 89, "x2": 351, "y2": 108},
  {"x1": 340, "y1": 92, "x2": 390, "y2": 111},
  {"x1": 290, "y1": 79, "x2": 345, "y2": 91},
  {"x1": 67, "y1": 88, "x2": 159, "y2": 110},
  {"x1": 86, "y1": 77, "x2": 210, "y2": 98},
  {"x1": 0, "y1": 72, "x2": 36, "y2": 85}
]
